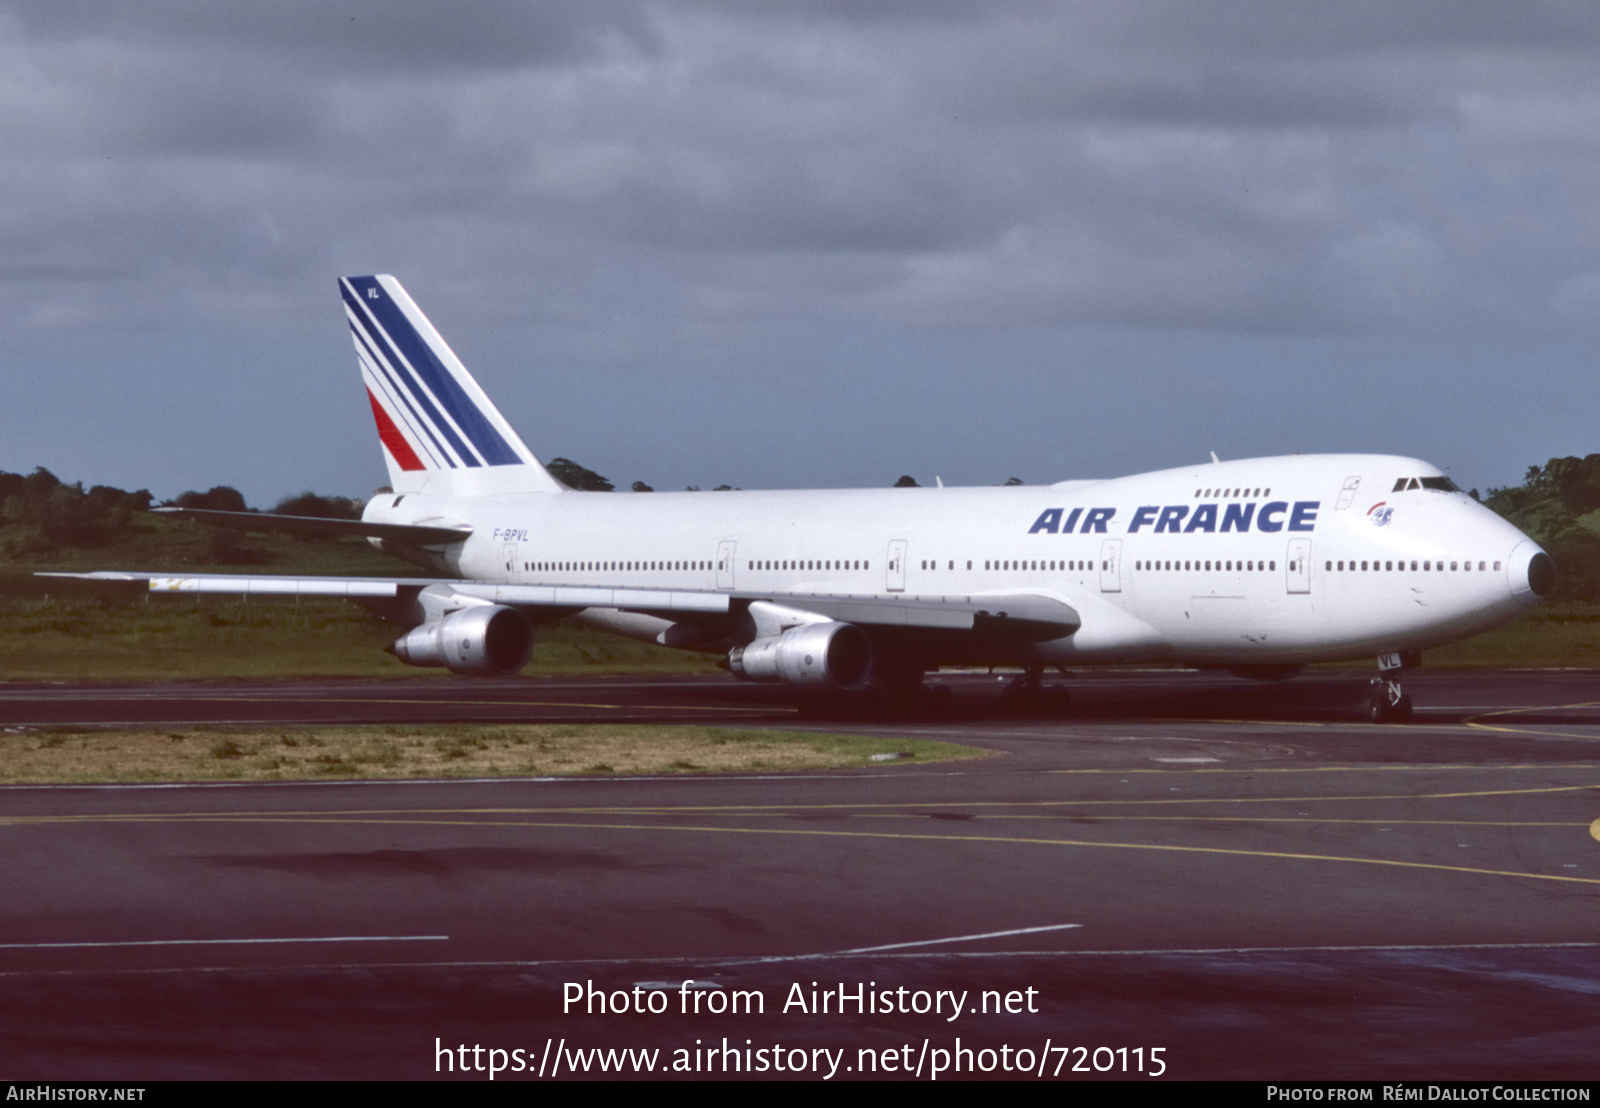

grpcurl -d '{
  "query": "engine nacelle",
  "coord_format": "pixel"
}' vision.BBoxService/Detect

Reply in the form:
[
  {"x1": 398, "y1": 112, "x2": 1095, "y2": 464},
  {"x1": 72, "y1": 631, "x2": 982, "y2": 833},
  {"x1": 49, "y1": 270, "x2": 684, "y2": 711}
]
[
  {"x1": 389, "y1": 604, "x2": 533, "y2": 676},
  {"x1": 727, "y1": 621, "x2": 873, "y2": 692}
]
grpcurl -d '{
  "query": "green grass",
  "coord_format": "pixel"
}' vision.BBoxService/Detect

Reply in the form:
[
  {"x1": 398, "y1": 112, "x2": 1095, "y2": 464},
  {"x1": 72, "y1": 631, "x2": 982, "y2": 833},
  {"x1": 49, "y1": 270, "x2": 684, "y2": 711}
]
[
  {"x1": 0, "y1": 516, "x2": 725, "y2": 679},
  {"x1": 6, "y1": 590, "x2": 1587, "y2": 680},
  {"x1": 1413, "y1": 601, "x2": 1600, "y2": 668},
  {"x1": 0, "y1": 582, "x2": 721, "y2": 679},
  {"x1": 0, "y1": 723, "x2": 987, "y2": 784}
]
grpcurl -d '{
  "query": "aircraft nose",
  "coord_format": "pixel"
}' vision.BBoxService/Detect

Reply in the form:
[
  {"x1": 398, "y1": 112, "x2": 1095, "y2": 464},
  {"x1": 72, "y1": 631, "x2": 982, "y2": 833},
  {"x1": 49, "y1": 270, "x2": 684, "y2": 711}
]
[{"x1": 1508, "y1": 539, "x2": 1556, "y2": 599}]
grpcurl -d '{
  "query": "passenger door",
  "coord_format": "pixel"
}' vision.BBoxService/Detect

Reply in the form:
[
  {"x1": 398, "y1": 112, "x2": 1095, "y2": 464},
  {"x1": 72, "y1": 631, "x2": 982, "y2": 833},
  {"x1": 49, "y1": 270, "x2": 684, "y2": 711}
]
[
  {"x1": 1099, "y1": 538, "x2": 1122, "y2": 593},
  {"x1": 886, "y1": 540, "x2": 908, "y2": 592},
  {"x1": 1286, "y1": 538, "x2": 1312, "y2": 594}
]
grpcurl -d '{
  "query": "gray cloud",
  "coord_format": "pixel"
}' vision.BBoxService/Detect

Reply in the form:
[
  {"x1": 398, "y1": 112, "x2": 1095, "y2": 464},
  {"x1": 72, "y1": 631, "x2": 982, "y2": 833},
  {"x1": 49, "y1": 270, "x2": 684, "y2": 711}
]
[
  {"x1": 2, "y1": 1, "x2": 659, "y2": 73},
  {"x1": 0, "y1": 1, "x2": 1598, "y2": 498}
]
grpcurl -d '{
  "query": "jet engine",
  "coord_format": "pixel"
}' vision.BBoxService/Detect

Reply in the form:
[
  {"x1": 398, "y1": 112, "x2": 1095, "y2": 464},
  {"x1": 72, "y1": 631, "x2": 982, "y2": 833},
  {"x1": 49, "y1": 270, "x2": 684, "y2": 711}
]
[
  {"x1": 727, "y1": 621, "x2": 873, "y2": 692},
  {"x1": 389, "y1": 604, "x2": 534, "y2": 676}
]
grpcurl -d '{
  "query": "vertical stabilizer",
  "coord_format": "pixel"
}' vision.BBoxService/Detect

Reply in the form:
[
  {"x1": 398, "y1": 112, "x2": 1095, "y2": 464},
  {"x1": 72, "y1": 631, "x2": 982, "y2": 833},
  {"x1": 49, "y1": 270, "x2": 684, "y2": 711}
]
[{"x1": 339, "y1": 275, "x2": 564, "y2": 495}]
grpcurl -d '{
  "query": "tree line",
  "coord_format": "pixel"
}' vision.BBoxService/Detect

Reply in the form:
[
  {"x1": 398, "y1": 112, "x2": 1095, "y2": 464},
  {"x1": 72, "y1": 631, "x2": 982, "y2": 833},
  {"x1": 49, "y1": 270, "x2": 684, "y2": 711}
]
[
  {"x1": 0, "y1": 467, "x2": 358, "y2": 558},
  {"x1": 1482, "y1": 456, "x2": 1600, "y2": 600}
]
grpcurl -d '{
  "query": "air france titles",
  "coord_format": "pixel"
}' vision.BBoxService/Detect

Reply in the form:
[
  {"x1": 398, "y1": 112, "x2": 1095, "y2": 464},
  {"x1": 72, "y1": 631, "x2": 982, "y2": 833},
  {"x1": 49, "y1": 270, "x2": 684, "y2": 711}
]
[{"x1": 1027, "y1": 501, "x2": 1320, "y2": 535}]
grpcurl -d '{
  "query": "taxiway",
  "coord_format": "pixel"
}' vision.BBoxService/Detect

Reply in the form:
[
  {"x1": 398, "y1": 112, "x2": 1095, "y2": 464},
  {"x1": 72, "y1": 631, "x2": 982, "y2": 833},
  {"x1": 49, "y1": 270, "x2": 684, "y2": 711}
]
[{"x1": 2, "y1": 669, "x2": 1598, "y2": 1079}]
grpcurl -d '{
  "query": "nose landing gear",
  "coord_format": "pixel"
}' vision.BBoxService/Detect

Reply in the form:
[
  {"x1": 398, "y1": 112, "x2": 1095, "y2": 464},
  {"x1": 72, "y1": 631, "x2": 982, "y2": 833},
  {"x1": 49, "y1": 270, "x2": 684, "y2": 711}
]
[{"x1": 1369, "y1": 651, "x2": 1415, "y2": 723}]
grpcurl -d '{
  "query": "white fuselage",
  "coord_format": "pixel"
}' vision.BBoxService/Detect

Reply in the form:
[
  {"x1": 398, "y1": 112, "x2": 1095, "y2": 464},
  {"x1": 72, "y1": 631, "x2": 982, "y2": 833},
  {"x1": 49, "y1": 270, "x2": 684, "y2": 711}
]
[{"x1": 365, "y1": 453, "x2": 1544, "y2": 669}]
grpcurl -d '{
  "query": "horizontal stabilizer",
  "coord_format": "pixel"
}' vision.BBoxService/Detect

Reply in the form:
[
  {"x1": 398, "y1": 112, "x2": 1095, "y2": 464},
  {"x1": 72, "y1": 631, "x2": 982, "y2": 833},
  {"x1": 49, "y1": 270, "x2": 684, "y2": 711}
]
[{"x1": 151, "y1": 507, "x2": 472, "y2": 545}]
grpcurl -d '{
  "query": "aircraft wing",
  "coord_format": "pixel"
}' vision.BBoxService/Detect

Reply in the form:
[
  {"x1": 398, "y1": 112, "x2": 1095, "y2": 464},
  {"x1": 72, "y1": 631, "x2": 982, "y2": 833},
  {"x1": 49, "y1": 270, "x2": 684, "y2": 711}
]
[
  {"x1": 40, "y1": 572, "x2": 729, "y2": 612},
  {"x1": 150, "y1": 507, "x2": 472, "y2": 545},
  {"x1": 42, "y1": 572, "x2": 1079, "y2": 639}
]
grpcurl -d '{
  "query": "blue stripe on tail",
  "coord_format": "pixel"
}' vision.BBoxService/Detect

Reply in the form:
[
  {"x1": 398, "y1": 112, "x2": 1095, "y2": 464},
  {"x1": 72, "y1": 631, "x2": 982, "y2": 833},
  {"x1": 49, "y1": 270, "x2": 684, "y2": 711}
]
[{"x1": 342, "y1": 278, "x2": 522, "y2": 468}]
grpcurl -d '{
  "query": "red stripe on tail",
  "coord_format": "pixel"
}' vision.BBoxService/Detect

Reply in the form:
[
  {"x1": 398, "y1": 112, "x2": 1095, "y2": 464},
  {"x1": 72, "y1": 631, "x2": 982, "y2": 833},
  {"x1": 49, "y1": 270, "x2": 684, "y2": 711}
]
[{"x1": 366, "y1": 388, "x2": 426, "y2": 471}]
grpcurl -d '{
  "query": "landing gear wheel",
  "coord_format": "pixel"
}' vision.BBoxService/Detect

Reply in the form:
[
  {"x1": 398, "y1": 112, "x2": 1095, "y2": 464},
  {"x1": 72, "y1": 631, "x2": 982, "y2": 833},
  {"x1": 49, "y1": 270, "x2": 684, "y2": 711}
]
[
  {"x1": 1369, "y1": 678, "x2": 1410, "y2": 723},
  {"x1": 1000, "y1": 666, "x2": 1071, "y2": 717}
]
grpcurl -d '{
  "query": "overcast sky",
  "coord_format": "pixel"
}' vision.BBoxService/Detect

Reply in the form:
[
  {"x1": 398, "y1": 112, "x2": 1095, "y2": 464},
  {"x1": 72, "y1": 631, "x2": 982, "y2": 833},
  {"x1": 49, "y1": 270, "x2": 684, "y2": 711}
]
[{"x1": 1, "y1": 1, "x2": 1597, "y2": 505}]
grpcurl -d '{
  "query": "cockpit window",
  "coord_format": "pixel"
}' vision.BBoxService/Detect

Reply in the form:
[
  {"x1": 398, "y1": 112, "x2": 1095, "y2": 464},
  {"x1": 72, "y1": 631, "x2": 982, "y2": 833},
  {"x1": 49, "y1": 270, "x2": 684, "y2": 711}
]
[{"x1": 1393, "y1": 476, "x2": 1460, "y2": 492}]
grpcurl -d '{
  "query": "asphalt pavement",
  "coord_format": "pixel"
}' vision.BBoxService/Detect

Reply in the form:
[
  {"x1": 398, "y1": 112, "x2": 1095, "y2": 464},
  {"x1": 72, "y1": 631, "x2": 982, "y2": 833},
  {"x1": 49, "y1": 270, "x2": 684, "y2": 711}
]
[{"x1": 2, "y1": 668, "x2": 1599, "y2": 1080}]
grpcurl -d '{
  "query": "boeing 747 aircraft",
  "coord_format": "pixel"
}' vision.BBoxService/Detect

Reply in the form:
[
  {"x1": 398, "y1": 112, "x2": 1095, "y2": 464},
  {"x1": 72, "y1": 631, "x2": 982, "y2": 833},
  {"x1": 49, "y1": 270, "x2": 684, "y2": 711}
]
[{"x1": 55, "y1": 276, "x2": 1555, "y2": 721}]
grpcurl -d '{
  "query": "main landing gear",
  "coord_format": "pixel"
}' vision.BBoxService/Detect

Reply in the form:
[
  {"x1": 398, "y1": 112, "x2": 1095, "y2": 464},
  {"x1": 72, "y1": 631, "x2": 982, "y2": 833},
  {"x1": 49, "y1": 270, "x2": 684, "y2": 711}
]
[
  {"x1": 1369, "y1": 652, "x2": 1414, "y2": 724},
  {"x1": 999, "y1": 665, "x2": 1072, "y2": 715}
]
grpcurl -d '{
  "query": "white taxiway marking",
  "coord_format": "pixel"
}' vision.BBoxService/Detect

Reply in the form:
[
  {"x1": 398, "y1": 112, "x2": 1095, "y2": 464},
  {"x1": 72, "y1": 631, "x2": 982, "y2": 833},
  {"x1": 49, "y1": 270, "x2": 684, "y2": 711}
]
[
  {"x1": 0, "y1": 935, "x2": 448, "y2": 950},
  {"x1": 840, "y1": 923, "x2": 1083, "y2": 954}
]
